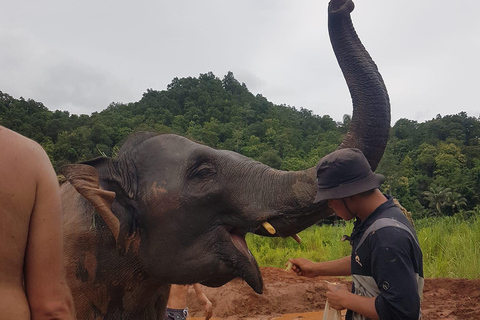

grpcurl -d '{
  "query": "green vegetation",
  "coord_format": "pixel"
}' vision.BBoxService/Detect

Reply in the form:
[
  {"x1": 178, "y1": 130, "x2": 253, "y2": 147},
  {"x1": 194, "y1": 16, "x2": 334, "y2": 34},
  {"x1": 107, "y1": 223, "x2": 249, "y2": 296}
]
[
  {"x1": 378, "y1": 116, "x2": 480, "y2": 218},
  {"x1": 416, "y1": 213, "x2": 480, "y2": 278},
  {"x1": 0, "y1": 72, "x2": 343, "y2": 171},
  {"x1": 248, "y1": 214, "x2": 480, "y2": 279},
  {"x1": 1, "y1": 71, "x2": 480, "y2": 278},
  {"x1": 2, "y1": 71, "x2": 479, "y2": 217},
  {"x1": 247, "y1": 222, "x2": 353, "y2": 268}
]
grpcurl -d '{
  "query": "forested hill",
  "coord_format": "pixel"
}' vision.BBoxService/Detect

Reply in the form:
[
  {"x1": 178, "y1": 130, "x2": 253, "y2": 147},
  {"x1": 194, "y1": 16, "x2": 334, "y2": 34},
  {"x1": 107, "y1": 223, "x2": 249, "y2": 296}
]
[
  {"x1": 0, "y1": 72, "x2": 344, "y2": 171},
  {"x1": 1, "y1": 72, "x2": 479, "y2": 218}
]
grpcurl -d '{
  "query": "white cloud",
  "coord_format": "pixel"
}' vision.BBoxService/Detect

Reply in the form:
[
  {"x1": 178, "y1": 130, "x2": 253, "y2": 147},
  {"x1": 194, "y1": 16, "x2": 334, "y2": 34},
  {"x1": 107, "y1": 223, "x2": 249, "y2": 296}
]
[
  {"x1": 0, "y1": 0, "x2": 479, "y2": 123},
  {"x1": 0, "y1": 27, "x2": 136, "y2": 114}
]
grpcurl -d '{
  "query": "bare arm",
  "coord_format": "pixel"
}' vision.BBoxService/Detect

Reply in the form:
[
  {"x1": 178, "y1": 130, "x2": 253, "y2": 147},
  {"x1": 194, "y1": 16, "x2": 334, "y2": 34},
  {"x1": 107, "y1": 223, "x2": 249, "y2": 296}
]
[
  {"x1": 192, "y1": 284, "x2": 213, "y2": 320},
  {"x1": 24, "y1": 146, "x2": 75, "y2": 320},
  {"x1": 289, "y1": 255, "x2": 351, "y2": 277}
]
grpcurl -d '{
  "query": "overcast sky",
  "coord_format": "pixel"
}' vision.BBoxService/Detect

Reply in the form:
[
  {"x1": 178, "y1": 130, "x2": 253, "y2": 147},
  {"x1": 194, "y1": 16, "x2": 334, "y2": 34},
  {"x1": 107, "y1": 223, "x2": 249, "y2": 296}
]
[{"x1": 1, "y1": 0, "x2": 479, "y2": 124}]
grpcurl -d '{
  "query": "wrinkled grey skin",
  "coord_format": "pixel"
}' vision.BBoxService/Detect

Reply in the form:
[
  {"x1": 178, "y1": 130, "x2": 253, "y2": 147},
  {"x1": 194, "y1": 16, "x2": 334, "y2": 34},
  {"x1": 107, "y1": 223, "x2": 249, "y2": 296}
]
[{"x1": 60, "y1": 0, "x2": 390, "y2": 319}]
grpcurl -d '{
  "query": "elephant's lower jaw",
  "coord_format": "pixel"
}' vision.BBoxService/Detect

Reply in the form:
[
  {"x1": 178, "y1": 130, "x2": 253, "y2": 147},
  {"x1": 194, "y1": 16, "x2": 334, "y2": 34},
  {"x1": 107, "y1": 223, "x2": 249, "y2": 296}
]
[
  {"x1": 200, "y1": 227, "x2": 264, "y2": 294},
  {"x1": 229, "y1": 228, "x2": 264, "y2": 294}
]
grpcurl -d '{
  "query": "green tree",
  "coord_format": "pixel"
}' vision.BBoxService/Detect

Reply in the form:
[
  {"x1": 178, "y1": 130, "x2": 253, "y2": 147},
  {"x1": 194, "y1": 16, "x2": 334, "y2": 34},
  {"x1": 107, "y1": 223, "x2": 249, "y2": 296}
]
[
  {"x1": 423, "y1": 186, "x2": 452, "y2": 216},
  {"x1": 416, "y1": 143, "x2": 437, "y2": 177},
  {"x1": 258, "y1": 149, "x2": 283, "y2": 169},
  {"x1": 444, "y1": 192, "x2": 467, "y2": 215}
]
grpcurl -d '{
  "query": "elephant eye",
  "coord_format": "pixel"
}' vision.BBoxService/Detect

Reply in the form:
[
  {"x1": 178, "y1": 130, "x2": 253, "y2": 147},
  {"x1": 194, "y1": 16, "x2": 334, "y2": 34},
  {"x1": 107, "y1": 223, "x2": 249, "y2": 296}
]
[{"x1": 190, "y1": 163, "x2": 216, "y2": 179}]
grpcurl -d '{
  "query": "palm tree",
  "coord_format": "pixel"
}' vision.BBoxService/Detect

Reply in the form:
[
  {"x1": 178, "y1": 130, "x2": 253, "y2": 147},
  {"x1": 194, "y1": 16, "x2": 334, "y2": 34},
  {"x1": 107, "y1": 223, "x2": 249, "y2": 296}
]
[
  {"x1": 423, "y1": 186, "x2": 452, "y2": 216},
  {"x1": 444, "y1": 191, "x2": 467, "y2": 215}
]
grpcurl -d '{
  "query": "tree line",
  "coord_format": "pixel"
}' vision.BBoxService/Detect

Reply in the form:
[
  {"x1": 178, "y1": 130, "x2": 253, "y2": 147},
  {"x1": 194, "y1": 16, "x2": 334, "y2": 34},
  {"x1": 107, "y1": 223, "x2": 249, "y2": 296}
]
[{"x1": 1, "y1": 72, "x2": 479, "y2": 218}]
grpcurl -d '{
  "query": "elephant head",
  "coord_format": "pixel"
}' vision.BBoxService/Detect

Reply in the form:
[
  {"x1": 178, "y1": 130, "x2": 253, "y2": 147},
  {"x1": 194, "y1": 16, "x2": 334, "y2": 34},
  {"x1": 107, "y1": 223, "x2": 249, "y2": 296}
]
[{"x1": 60, "y1": 0, "x2": 390, "y2": 318}]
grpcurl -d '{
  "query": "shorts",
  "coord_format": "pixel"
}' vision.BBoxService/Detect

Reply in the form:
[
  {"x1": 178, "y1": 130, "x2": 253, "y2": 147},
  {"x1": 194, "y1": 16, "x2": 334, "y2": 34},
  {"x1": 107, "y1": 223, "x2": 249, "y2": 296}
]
[{"x1": 165, "y1": 307, "x2": 188, "y2": 320}]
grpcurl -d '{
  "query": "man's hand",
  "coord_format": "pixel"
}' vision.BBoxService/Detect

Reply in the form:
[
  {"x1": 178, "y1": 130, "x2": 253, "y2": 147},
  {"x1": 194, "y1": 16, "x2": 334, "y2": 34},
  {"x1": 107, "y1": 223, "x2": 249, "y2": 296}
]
[
  {"x1": 288, "y1": 258, "x2": 318, "y2": 278},
  {"x1": 326, "y1": 283, "x2": 350, "y2": 310},
  {"x1": 204, "y1": 301, "x2": 213, "y2": 320}
]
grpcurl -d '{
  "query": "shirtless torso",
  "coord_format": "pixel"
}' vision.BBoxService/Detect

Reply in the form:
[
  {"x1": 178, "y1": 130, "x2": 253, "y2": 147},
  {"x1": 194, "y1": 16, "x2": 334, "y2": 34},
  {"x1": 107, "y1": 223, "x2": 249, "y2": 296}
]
[
  {"x1": 166, "y1": 284, "x2": 213, "y2": 320},
  {"x1": 0, "y1": 126, "x2": 75, "y2": 319},
  {"x1": 166, "y1": 285, "x2": 191, "y2": 310}
]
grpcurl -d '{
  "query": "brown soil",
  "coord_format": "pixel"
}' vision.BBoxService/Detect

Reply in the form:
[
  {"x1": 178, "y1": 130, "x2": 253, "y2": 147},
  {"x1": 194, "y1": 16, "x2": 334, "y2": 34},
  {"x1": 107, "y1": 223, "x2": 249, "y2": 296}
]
[{"x1": 188, "y1": 267, "x2": 480, "y2": 320}]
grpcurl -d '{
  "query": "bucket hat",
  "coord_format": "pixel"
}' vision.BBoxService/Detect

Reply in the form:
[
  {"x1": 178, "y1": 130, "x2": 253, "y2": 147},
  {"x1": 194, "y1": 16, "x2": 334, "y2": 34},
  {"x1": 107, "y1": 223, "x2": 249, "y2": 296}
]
[{"x1": 313, "y1": 148, "x2": 385, "y2": 203}]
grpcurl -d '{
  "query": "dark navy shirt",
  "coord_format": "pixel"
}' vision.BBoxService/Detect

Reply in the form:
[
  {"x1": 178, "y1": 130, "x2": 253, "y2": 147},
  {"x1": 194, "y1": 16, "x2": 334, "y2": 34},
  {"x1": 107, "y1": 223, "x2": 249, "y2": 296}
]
[{"x1": 346, "y1": 196, "x2": 424, "y2": 320}]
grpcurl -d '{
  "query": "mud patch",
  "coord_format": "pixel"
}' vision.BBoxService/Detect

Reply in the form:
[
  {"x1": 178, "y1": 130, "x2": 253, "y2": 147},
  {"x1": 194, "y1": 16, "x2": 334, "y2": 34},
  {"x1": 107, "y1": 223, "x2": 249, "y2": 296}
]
[{"x1": 187, "y1": 267, "x2": 480, "y2": 320}]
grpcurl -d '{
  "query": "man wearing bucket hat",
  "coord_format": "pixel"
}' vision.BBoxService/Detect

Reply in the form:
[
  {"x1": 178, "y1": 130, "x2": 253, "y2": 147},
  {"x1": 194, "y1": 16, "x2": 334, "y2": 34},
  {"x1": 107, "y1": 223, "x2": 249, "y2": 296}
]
[{"x1": 289, "y1": 148, "x2": 424, "y2": 320}]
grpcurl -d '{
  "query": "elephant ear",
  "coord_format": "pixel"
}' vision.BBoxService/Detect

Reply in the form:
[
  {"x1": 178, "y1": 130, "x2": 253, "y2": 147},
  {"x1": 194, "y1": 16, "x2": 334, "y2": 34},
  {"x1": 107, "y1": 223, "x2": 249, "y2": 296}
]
[{"x1": 61, "y1": 159, "x2": 136, "y2": 255}]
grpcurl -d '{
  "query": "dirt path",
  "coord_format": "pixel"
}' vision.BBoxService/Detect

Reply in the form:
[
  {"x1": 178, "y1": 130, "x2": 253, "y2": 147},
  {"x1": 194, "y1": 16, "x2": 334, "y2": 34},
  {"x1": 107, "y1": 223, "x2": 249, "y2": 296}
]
[{"x1": 187, "y1": 267, "x2": 480, "y2": 320}]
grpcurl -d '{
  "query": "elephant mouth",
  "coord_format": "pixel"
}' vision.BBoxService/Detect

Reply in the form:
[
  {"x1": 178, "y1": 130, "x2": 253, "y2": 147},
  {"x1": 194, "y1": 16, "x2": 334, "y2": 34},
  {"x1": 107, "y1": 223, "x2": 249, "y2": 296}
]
[
  {"x1": 211, "y1": 220, "x2": 303, "y2": 294},
  {"x1": 202, "y1": 210, "x2": 323, "y2": 294},
  {"x1": 230, "y1": 229, "x2": 251, "y2": 257},
  {"x1": 193, "y1": 226, "x2": 262, "y2": 295},
  {"x1": 199, "y1": 225, "x2": 264, "y2": 293},
  {"x1": 227, "y1": 227, "x2": 264, "y2": 293}
]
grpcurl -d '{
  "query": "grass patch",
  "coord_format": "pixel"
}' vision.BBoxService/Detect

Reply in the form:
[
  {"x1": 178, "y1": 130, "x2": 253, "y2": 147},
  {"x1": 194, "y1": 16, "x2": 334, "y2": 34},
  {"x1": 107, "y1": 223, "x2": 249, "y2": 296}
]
[
  {"x1": 248, "y1": 216, "x2": 480, "y2": 279},
  {"x1": 247, "y1": 222, "x2": 353, "y2": 269},
  {"x1": 416, "y1": 215, "x2": 480, "y2": 279}
]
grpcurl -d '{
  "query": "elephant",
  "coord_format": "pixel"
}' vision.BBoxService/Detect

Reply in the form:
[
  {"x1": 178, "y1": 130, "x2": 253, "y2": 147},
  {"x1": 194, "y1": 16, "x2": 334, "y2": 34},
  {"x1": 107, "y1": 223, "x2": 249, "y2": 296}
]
[{"x1": 60, "y1": 0, "x2": 391, "y2": 319}]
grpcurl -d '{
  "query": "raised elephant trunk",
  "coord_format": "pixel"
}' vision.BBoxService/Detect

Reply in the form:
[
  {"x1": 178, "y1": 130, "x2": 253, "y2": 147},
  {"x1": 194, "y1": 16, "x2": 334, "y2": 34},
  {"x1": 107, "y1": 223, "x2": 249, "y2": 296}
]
[
  {"x1": 251, "y1": 0, "x2": 390, "y2": 236},
  {"x1": 328, "y1": 0, "x2": 390, "y2": 167}
]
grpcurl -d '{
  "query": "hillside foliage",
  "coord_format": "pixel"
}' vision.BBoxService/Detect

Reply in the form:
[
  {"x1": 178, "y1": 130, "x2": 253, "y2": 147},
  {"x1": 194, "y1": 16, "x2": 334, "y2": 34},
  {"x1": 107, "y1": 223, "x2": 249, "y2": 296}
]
[{"x1": 1, "y1": 72, "x2": 479, "y2": 218}]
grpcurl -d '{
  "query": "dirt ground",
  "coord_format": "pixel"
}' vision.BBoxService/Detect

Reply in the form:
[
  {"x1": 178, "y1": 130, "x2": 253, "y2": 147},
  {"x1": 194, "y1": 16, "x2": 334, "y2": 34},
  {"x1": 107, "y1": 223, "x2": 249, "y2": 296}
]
[{"x1": 187, "y1": 267, "x2": 480, "y2": 320}]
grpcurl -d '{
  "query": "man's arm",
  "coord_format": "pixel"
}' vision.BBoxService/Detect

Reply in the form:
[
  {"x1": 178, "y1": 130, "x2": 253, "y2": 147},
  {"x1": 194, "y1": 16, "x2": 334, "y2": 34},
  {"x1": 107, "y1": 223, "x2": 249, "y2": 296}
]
[
  {"x1": 289, "y1": 255, "x2": 351, "y2": 277},
  {"x1": 326, "y1": 283, "x2": 379, "y2": 320},
  {"x1": 24, "y1": 145, "x2": 75, "y2": 320},
  {"x1": 192, "y1": 284, "x2": 213, "y2": 320}
]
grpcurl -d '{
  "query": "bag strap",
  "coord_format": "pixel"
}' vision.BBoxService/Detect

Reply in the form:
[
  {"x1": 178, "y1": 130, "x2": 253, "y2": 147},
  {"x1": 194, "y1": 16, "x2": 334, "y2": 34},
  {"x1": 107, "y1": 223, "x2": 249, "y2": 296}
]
[{"x1": 355, "y1": 218, "x2": 419, "y2": 252}]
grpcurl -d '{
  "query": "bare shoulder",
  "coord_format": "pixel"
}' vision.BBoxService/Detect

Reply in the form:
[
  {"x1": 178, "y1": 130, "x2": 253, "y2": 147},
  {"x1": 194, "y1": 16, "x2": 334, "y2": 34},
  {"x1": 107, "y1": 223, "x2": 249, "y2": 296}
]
[
  {"x1": 0, "y1": 126, "x2": 53, "y2": 183},
  {"x1": 0, "y1": 126, "x2": 52, "y2": 234},
  {"x1": 0, "y1": 126, "x2": 48, "y2": 164}
]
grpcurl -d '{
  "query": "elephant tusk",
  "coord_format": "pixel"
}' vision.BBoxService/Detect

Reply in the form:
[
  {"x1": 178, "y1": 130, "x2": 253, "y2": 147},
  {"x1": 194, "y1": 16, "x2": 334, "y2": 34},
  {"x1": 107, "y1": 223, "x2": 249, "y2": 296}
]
[
  {"x1": 261, "y1": 222, "x2": 301, "y2": 245},
  {"x1": 262, "y1": 221, "x2": 276, "y2": 235},
  {"x1": 291, "y1": 234, "x2": 302, "y2": 244}
]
